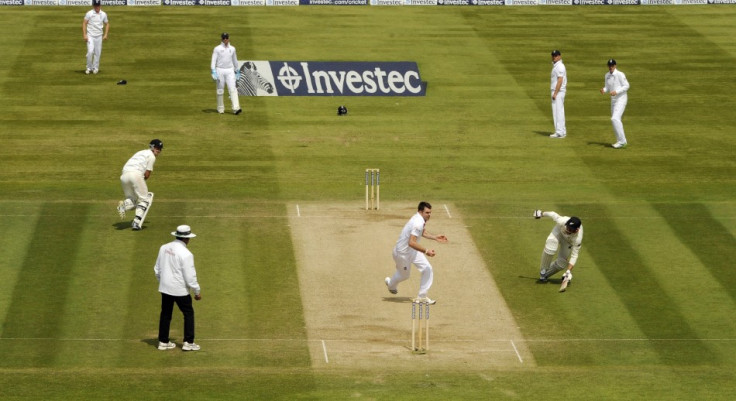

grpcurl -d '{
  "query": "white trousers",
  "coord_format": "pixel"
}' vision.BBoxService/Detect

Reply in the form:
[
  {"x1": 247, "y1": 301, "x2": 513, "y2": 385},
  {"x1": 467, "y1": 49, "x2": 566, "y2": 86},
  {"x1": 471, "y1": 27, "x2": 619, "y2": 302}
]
[
  {"x1": 540, "y1": 231, "x2": 571, "y2": 275},
  {"x1": 611, "y1": 97, "x2": 628, "y2": 144},
  {"x1": 120, "y1": 171, "x2": 151, "y2": 219},
  {"x1": 551, "y1": 91, "x2": 566, "y2": 136},
  {"x1": 86, "y1": 36, "x2": 103, "y2": 70},
  {"x1": 389, "y1": 248, "x2": 434, "y2": 298},
  {"x1": 215, "y1": 67, "x2": 240, "y2": 113}
]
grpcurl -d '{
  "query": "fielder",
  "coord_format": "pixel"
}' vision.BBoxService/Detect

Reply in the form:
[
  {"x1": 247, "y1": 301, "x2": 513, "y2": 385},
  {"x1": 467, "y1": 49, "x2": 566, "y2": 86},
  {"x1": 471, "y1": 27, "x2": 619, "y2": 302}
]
[
  {"x1": 600, "y1": 59, "x2": 630, "y2": 149},
  {"x1": 117, "y1": 139, "x2": 163, "y2": 230},
  {"x1": 82, "y1": 0, "x2": 109, "y2": 75},
  {"x1": 533, "y1": 210, "x2": 583, "y2": 289},
  {"x1": 385, "y1": 202, "x2": 448, "y2": 304},
  {"x1": 211, "y1": 33, "x2": 242, "y2": 115},
  {"x1": 549, "y1": 50, "x2": 567, "y2": 139}
]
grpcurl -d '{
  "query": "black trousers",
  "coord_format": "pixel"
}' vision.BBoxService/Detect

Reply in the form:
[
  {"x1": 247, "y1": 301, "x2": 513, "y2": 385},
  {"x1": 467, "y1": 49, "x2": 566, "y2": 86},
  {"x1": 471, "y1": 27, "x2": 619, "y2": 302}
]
[{"x1": 158, "y1": 293, "x2": 195, "y2": 343}]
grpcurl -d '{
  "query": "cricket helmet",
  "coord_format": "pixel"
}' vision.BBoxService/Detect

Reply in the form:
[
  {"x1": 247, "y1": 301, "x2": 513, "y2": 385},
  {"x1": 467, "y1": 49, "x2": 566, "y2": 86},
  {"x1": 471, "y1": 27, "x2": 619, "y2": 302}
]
[
  {"x1": 337, "y1": 105, "x2": 348, "y2": 116},
  {"x1": 565, "y1": 217, "x2": 581, "y2": 232},
  {"x1": 149, "y1": 139, "x2": 164, "y2": 150}
]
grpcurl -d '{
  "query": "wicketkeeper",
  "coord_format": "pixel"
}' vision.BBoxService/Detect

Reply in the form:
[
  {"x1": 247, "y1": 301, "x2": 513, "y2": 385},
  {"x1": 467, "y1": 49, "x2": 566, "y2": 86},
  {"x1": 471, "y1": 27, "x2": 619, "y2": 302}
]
[
  {"x1": 210, "y1": 32, "x2": 242, "y2": 115},
  {"x1": 533, "y1": 210, "x2": 583, "y2": 287},
  {"x1": 118, "y1": 139, "x2": 163, "y2": 230}
]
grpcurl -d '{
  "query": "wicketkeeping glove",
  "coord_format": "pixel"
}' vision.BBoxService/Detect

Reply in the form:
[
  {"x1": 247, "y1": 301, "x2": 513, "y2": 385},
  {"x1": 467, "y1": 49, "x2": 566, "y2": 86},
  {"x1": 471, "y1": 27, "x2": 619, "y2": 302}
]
[
  {"x1": 533, "y1": 210, "x2": 542, "y2": 219},
  {"x1": 211, "y1": 69, "x2": 218, "y2": 81}
]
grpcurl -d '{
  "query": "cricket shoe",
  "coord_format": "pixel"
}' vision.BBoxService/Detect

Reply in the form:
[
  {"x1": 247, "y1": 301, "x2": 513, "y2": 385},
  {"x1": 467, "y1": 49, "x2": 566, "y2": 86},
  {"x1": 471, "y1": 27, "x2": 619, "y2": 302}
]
[
  {"x1": 93, "y1": 69, "x2": 99, "y2": 74},
  {"x1": 158, "y1": 341, "x2": 176, "y2": 350},
  {"x1": 182, "y1": 342, "x2": 200, "y2": 351},
  {"x1": 549, "y1": 133, "x2": 566, "y2": 138},
  {"x1": 234, "y1": 109, "x2": 242, "y2": 115},
  {"x1": 117, "y1": 201, "x2": 126, "y2": 219},
  {"x1": 132, "y1": 221, "x2": 141, "y2": 231},
  {"x1": 612, "y1": 142, "x2": 627, "y2": 149},
  {"x1": 384, "y1": 277, "x2": 397, "y2": 294},
  {"x1": 85, "y1": 68, "x2": 91, "y2": 75},
  {"x1": 415, "y1": 297, "x2": 436, "y2": 305}
]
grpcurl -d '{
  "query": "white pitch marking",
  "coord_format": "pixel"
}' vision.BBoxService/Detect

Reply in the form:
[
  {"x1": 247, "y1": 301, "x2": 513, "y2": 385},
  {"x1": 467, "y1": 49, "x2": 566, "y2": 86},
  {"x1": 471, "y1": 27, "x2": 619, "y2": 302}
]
[
  {"x1": 510, "y1": 340, "x2": 523, "y2": 364},
  {"x1": 321, "y1": 339, "x2": 329, "y2": 363},
  {"x1": 443, "y1": 204, "x2": 452, "y2": 218},
  {"x1": 296, "y1": 204, "x2": 301, "y2": 217}
]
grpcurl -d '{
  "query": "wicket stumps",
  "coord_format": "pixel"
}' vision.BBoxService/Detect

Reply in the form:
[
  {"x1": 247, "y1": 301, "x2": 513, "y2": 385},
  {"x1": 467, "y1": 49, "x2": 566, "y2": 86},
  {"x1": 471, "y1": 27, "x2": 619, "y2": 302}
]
[
  {"x1": 411, "y1": 299, "x2": 430, "y2": 353},
  {"x1": 365, "y1": 168, "x2": 380, "y2": 210}
]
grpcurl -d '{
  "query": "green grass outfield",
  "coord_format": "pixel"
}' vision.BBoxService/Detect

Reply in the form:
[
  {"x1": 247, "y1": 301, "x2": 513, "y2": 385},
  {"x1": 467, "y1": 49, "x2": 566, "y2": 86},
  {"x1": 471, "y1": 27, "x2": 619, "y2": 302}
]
[{"x1": 1, "y1": 5, "x2": 736, "y2": 400}]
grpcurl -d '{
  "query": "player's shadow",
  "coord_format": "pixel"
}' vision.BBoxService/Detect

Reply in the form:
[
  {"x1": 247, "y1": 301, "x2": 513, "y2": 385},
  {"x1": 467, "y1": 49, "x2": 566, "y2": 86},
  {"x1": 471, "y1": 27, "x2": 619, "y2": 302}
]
[
  {"x1": 534, "y1": 131, "x2": 553, "y2": 137},
  {"x1": 202, "y1": 109, "x2": 222, "y2": 114},
  {"x1": 519, "y1": 275, "x2": 564, "y2": 284},
  {"x1": 383, "y1": 297, "x2": 414, "y2": 303},
  {"x1": 112, "y1": 222, "x2": 150, "y2": 230},
  {"x1": 112, "y1": 222, "x2": 130, "y2": 230},
  {"x1": 141, "y1": 338, "x2": 160, "y2": 348},
  {"x1": 587, "y1": 141, "x2": 613, "y2": 148}
]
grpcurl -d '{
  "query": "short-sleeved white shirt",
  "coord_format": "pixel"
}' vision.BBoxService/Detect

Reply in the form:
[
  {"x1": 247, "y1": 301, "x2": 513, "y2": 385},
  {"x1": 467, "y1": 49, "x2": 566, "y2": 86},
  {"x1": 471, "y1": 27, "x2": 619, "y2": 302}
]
[
  {"x1": 84, "y1": 9, "x2": 108, "y2": 38},
  {"x1": 122, "y1": 149, "x2": 156, "y2": 175},
  {"x1": 550, "y1": 60, "x2": 567, "y2": 92},
  {"x1": 393, "y1": 212, "x2": 426, "y2": 259}
]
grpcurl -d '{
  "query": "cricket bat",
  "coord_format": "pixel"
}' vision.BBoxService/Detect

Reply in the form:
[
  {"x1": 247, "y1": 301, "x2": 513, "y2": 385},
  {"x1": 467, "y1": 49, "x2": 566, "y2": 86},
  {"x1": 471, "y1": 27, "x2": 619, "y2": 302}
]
[{"x1": 559, "y1": 276, "x2": 570, "y2": 293}]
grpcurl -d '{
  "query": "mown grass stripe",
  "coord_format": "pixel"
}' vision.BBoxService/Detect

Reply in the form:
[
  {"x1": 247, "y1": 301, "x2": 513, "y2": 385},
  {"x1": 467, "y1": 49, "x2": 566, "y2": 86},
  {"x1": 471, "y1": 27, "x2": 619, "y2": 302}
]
[
  {"x1": 0, "y1": 203, "x2": 89, "y2": 367},
  {"x1": 577, "y1": 203, "x2": 716, "y2": 365}
]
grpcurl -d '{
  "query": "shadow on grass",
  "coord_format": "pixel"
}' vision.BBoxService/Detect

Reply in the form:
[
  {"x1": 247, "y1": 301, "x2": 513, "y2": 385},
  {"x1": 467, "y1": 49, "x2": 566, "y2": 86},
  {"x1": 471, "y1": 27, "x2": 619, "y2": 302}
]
[
  {"x1": 518, "y1": 275, "x2": 564, "y2": 284},
  {"x1": 587, "y1": 141, "x2": 614, "y2": 148},
  {"x1": 112, "y1": 222, "x2": 130, "y2": 230},
  {"x1": 141, "y1": 338, "x2": 160, "y2": 348}
]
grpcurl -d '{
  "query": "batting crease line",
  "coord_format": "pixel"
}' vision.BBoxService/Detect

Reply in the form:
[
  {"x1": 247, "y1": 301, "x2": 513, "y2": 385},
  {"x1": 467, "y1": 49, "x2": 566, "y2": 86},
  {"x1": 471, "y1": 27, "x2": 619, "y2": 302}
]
[
  {"x1": 510, "y1": 340, "x2": 523, "y2": 364},
  {"x1": 443, "y1": 204, "x2": 452, "y2": 218},
  {"x1": 321, "y1": 339, "x2": 329, "y2": 364}
]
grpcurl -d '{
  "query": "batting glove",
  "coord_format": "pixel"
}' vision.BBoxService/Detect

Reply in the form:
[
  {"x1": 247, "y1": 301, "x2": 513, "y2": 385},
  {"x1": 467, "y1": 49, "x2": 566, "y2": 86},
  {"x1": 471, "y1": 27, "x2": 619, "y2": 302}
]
[
  {"x1": 211, "y1": 69, "x2": 218, "y2": 81},
  {"x1": 235, "y1": 70, "x2": 241, "y2": 81},
  {"x1": 533, "y1": 210, "x2": 542, "y2": 219},
  {"x1": 563, "y1": 271, "x2": 572, "y2": 281}
]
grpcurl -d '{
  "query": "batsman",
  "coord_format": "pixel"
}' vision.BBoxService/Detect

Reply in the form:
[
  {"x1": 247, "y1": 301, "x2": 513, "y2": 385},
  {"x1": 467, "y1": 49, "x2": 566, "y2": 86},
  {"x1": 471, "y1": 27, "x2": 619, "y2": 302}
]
[
  {"x1": 533, "y1": 210, "x2": 583, "y2": 292},
  {"x1": 117, "y1": 139, "x2": 163, "y2": 230}
]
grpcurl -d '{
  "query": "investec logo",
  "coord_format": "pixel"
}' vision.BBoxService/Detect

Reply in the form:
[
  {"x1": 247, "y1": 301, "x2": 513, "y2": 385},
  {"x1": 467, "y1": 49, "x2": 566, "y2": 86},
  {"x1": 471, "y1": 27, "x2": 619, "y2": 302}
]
[{"x1": 274, "y1": 61, "x2": 426, "y2": 96}]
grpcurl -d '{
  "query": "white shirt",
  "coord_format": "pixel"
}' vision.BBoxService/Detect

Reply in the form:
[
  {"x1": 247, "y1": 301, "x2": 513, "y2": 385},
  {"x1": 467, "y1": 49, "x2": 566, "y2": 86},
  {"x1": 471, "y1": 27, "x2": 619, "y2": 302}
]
[
  {"x1": 154, "y1": 239, "x2": 201, "y2": 297},
  {"x1": 211, "y1": 42, "x2": 238, "y2": 70},
  {"x1": 550, "y1": 60, "x2": 567, "y2": 93},
  {"x1": 84, "y1": 9, "x2": 108, "y2": 37},
  {"x1": 393, "y1": 212, "x2": 425, "y2": 258},
  {"x1": 604, "y1": 69, "x2": 629, "y2": 102},
  {"x1": 122, "y1": 149, "x2": 156, "y2": 176},
  {"x1": 545, "y1": 211, "x2": 583, "y2": 266}
]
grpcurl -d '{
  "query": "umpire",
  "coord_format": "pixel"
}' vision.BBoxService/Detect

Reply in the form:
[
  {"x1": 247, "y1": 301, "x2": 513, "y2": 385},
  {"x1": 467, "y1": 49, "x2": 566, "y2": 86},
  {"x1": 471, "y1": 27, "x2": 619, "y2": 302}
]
[{"x1": 154, "y1": 225, "x2": 202, "y2": 351}]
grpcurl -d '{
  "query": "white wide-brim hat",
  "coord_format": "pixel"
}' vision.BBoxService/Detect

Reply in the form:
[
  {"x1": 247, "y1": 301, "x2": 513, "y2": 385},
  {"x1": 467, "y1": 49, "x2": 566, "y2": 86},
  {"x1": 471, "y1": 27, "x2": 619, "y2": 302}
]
[{"x1": 171, "y1": 225, "x2": 197, "y2": 238}]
